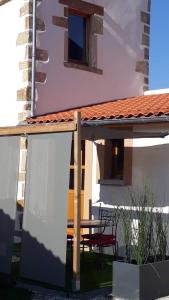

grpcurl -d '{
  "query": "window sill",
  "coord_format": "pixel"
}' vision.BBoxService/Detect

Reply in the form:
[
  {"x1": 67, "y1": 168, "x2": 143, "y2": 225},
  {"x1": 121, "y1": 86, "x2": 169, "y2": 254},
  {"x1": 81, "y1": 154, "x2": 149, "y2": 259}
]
[
  {"x1": 99, "y1": 179, "x2": 126, "y2": 186},
  {"x1": 64, "y1": 61, "x2": 103, "y2": 75}
]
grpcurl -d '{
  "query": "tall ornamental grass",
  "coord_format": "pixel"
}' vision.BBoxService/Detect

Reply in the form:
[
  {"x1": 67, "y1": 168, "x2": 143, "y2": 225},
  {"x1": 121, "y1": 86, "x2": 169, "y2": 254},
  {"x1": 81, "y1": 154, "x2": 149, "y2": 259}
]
[{"x1": 120, "y1": 186, "x2": 169, "y2": 265}]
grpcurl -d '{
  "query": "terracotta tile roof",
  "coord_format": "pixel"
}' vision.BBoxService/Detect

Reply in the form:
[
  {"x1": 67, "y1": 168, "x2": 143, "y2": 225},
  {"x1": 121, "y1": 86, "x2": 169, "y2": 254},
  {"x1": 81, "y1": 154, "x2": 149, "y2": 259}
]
[{"x1": 27, "y1": 93, "x2": 169, "y2": 124}]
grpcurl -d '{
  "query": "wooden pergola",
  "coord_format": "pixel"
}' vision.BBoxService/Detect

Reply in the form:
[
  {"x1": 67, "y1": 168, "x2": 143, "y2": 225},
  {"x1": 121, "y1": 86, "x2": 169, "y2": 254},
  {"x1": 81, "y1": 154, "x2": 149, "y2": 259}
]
[{"x1": 0, "y1": 111, "x2": 168, "y2": 291}]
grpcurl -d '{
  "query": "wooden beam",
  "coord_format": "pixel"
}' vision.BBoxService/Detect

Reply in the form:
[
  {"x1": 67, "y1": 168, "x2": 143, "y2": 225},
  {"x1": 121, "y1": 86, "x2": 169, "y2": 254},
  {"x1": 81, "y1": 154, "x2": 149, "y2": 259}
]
[
  {"x1": 73, "y1": 111, "x2": 81, "y2": 291},
  {"x1": 0, "y1": 122, "x2": 76, "y2": 136}
]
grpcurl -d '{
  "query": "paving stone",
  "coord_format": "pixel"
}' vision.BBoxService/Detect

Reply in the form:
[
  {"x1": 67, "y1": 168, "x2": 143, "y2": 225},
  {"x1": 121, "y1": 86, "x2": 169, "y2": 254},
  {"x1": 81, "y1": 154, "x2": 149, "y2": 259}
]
[
  {"x1": 157, "y1": 298, "x2": 169, "y2": 299},
  {"x1": 16, "y1": 281, "x2": 112, "y2": 300},
  {"x1": 31, "y1": 296, "x2": 109, "y2": 300}
]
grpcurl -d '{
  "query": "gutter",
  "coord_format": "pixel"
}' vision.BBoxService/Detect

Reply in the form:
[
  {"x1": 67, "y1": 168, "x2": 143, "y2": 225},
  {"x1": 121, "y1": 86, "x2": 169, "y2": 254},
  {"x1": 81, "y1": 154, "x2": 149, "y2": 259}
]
[
  {"x1": 82, "y1": 116, "x2": 169, "y2": 127},
  {"x1": 31, "y1": 0, "x2": 37, "y2": 117}
]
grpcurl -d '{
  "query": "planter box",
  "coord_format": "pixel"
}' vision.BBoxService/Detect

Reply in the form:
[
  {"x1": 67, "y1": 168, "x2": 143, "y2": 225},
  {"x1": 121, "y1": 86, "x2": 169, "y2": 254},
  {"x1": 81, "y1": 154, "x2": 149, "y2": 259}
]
[{"x1": 113, "y1": 260, "x2": 169, "y2": 300}]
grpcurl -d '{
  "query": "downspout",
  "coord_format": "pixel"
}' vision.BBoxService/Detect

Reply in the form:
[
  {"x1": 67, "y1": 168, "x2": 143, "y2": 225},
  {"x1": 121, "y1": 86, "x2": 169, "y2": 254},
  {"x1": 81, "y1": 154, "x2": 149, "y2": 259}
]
[{"x1": 31, "y1": 0, "x2": 37, "y2": 117}]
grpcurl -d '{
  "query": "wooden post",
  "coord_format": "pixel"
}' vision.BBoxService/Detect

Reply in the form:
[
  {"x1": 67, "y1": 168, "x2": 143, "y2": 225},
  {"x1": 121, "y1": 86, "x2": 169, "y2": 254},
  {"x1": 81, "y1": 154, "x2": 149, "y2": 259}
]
[{"x1": 72, "y1": 111, "x2": 81, "y2": 291}]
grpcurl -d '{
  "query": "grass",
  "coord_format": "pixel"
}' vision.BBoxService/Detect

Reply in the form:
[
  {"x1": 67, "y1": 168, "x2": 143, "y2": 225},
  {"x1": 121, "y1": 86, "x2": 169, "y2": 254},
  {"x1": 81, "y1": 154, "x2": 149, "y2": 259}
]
[
  {"x1": 0, "y1": 244, "x2": 113, "y2": 299},
  {"x1": 66, "y1": 250, "x2": 113, "y2": 292},
  {"x1": 81, "y1": 253, "x2": 113, "y2": 291}
]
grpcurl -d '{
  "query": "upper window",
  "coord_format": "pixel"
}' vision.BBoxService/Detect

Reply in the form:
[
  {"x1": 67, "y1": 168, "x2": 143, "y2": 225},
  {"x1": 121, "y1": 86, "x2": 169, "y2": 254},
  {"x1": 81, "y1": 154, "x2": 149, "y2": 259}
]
[
  {"x1": 55, "y1": 0, "x2": 104, "y2": 74},
  {"x1": 68, "y1": 12, "x2": 89, "y2": 65}
]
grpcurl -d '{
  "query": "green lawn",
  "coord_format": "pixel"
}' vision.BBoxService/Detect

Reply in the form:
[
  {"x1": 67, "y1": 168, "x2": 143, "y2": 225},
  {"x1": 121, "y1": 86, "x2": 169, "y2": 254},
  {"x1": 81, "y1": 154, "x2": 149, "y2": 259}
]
[{"x1": 66, "y1": 250, "x2": 113, "y2": 292}]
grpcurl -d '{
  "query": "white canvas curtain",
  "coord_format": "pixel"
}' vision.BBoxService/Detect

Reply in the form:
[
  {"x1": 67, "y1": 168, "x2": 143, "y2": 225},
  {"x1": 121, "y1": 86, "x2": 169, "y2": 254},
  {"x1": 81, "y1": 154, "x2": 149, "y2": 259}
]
[
  {"x1": 0, "y1": 136, "x2": 20, "y2": 274},
  {"x1": 21, "y1": 132, "x2": 72, "y2": 287}
]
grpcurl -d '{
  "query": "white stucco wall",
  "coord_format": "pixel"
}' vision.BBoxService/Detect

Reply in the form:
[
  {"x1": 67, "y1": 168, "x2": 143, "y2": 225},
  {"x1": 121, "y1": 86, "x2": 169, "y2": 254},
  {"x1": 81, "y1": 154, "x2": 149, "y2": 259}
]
[
  {"x1": 35, "y1": 0, "x2": 148, "y2": 115},
  {"x1": 91, "y1": 124, "x2": 169, "y2": 253},
  {"x1": 92, "y1": 134, "x2": 169, "y2": 206},
  {"x1": 0, "y1": 0, "x2": 25, "y2": 126},
  {"x1": 132, "y1": 133, "x2": 169, "y2": 204}
]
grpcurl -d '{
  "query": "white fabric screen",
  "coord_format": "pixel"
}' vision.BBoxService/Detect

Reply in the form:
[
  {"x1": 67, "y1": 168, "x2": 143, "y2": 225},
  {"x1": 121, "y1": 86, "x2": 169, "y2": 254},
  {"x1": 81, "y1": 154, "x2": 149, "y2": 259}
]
[
  {"x1": 21, "y1": 132, "x2": 72, "y2": 287},
  {"x1": 0, "y1": 136, "x2": 20, "y2": 274}
]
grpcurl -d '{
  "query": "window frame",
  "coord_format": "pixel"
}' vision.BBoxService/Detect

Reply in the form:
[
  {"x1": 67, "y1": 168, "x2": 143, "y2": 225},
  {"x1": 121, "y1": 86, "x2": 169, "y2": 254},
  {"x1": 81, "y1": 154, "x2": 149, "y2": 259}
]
[
  {"x1": 54, "y1": 0, "x2": 104, "y2": 74},
  {"x1": 68, "y1": 8, "x2": 90, "y2": 66},
  {"x1": 96, "y1": 138, "x2": 133, "y2": 186}
]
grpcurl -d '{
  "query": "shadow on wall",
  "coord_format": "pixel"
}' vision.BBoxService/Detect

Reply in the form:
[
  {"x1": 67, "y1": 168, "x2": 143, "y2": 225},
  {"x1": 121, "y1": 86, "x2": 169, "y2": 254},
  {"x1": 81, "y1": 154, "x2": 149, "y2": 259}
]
[
  {"x1": 0, "y1": 208, "x2": 71, "y2": 289},
  {"x1": 20, "y1": 208, "x2": 68, "y2": 288},
  {"x1": 0, "y1": 208, "x2": 16, "y2": 275}
]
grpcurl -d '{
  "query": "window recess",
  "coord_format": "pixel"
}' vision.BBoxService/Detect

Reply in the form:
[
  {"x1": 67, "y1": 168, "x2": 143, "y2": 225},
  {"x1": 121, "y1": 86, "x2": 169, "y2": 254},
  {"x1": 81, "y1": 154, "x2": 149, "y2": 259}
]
[
  {"x1": 53, "y1": 0, "x2": 104, "y2": 74},
  {"x1": 96, "y1": 139, "x2": 133, "y2": 186}
]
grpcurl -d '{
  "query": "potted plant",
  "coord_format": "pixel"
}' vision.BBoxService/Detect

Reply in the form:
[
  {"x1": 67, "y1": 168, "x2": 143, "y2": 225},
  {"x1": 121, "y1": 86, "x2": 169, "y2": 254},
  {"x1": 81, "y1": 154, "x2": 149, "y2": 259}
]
[{"x1": 112, "y1": 186, "x2": 169, "y2": 300}]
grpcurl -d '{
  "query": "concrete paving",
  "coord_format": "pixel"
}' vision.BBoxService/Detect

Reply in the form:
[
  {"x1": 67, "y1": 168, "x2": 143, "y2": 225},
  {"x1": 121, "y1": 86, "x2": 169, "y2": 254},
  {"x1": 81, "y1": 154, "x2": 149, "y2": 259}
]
[
  {"x1": 30, "y1": 295, "x2": 169, "y2": 300},
  {"x1": 17, "y1": 282, "x2": 169, "y2": 299},
  {"x1": 16, "y1": 281, "x2": 112, "y2": 300}
]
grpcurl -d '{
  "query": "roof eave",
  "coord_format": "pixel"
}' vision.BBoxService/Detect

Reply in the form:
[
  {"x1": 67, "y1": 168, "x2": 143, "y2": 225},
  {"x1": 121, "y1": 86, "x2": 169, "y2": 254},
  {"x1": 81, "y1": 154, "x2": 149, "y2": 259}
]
[{"x1": 82, "y1": 115, "x2": 169, "y2": 127}]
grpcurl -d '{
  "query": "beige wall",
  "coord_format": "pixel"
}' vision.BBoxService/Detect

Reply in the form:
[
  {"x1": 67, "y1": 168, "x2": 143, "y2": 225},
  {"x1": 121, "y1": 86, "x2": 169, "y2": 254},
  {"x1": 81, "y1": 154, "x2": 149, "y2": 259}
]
[
  {"x1": 34, "y1": 0, "x2": 150, "y2": 115},
  {"x1": 0, "y1": 0, "x2": 150, "y2": 122}
]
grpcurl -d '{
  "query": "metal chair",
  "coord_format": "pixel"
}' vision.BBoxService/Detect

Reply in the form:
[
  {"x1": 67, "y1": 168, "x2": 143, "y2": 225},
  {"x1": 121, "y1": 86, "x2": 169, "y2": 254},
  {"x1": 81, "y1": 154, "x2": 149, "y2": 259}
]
[
  {"x1": 96, "y1": 208, "x2": 120, "y2": 258},
  {"x1": 81, "y1": 204, "x2": 105, "y2": 242},
  {"x1": 81, "y1": 205, "x2": 120, "y2": 258}
]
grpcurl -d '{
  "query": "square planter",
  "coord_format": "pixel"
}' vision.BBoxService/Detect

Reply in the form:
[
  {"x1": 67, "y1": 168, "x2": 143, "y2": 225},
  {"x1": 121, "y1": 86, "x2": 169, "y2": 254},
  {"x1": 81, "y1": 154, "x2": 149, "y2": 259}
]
[{"x1": 113, "y1": 260, "x2": 169, "y2": 300}]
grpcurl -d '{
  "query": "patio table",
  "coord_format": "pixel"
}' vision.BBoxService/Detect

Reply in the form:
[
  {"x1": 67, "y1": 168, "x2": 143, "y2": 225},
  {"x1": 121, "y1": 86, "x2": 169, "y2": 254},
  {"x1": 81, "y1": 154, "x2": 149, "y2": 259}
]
[{"x1": 67, "y1": 219, "x2": 107, "y2": 229}]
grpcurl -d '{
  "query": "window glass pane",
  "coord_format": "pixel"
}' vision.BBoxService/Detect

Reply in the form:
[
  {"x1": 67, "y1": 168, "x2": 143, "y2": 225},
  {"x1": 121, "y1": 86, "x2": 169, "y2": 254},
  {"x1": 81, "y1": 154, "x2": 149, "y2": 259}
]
[
  {"x1": 81, "y1": 140, "x2": 85, "y2": 165},
  {"x1": 70, "y1": 141, "x2": 74, "y2": 165},
  {"x1": 69, "y1": 140, "x2": 85, "y2": 190},
  {"x1": 69, "y1": 169, "x2": 85, "y2": 190},
  {"x1": 81, "y1": 169, "x2": 85, "y2": 190},
  {"x1": 68, "y1": 14, "x2": 86, "y2": 62},
  {"x1": 111, "y1": 140, "x2": 124, "y2": 180},
  {"x1": 69, "y1": 169, "x2": 74, "y2": 190}
]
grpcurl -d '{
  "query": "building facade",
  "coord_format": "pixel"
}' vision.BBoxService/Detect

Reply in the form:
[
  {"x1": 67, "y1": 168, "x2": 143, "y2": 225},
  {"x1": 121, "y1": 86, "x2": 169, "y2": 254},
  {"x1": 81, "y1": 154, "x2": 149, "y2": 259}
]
[
  {"x1": 0, "y1": 0, "x2": 153, "y2": 249},
  {"x1": 0, "y1": 0, "x2": 150, "y2": 125}
]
